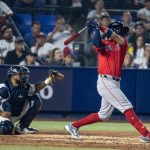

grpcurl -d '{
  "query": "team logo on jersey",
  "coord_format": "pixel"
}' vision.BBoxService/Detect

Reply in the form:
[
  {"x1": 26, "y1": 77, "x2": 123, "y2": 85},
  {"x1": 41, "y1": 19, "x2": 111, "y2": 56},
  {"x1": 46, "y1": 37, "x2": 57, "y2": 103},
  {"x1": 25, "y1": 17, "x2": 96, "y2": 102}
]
[
  {"x1": 18, "y1": 94, "x2": 23, "y2": 98},
  {"x1": 104, "y1": 45, "x2": 113, "y2": 51}
]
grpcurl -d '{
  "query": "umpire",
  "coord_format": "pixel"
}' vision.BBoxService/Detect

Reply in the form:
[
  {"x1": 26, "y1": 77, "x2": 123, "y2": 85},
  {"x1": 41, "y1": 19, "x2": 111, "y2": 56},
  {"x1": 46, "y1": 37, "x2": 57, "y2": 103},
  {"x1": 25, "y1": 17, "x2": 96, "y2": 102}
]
[{"x1": 0, "y1": 65, "x2": 64, "y2": 134}]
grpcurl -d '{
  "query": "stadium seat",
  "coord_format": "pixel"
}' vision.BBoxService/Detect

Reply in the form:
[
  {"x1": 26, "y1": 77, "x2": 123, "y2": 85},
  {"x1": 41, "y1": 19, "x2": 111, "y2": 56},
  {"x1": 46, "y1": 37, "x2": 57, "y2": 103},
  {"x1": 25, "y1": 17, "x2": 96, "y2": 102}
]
[
  {"x1": 14, "y1": 13, "x2": 32, "y2": 25},
  {"x1": 42, "y1": 25, "x2": 55, "y2": 34},
  {"x1": 18, "y1": 25, "x2": 31, "y2": 36},
  {"x1": 34, "y1": 14, "x2": 56, "y2": 26},
  {"x1": 112, "y1": 15, "x2": 122, "y2": 21}
]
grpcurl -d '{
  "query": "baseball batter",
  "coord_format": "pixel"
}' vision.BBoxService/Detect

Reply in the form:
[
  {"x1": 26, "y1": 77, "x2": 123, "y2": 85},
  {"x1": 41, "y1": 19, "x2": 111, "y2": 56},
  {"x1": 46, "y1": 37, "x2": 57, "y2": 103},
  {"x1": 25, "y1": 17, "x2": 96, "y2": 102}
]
[{"x1": 65, "y1": 20, "x2": 150, "y2": 143}]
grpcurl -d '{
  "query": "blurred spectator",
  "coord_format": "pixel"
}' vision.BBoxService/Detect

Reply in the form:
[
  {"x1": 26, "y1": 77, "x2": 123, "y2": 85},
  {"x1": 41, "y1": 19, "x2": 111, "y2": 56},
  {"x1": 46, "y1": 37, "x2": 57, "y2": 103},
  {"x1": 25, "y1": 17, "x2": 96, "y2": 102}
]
[
  {"x1": 13, "y1": 0, "x2": 46, "y2": 8},
  {"x1": 87, "y1": 0, "x2": 109, "y2": 21},
  {"x1": 72, "y1": 43, "x2": 86, "y2": 67},
  {"x1": 72, "y1": 0, "x2": 82, "y2": 7},
  {"x1": 49, "y1": 48, "x2": 63, "y2": 66},
  {"x1": 0, "y1": 1, "x2": 13, "y2": 26},
  {"x1": 69, "y1": 0, "x2": 83, "y2": 24},
  {"x1": 134, "y1": 35, "x2": 145, "y2": 58},
  {"x1": 0, "y1": 56, "x2": 4, "y2": 64},
  {"x1": 31, "y1": 32, "x2": 55, "y2": 63},
  {"x1": 98, "y1": 14, "x2": 111, "y2": 27},
  {"x1": 0, "y1": 25, "x2": 16, "y2": 57},
  {"x1": 63, "y1": 47, "x2": 73, "y2": 67},
  {"x1": 47, "y1": 17, "x2": 73, "y2": 51},
  {"x1": 128, "y1": 22, "x2": 150, "y2": 53},
  {"x1": 132, "y1": 0, "x2": 145, "y2": 9},
  {"x1": 123, "y1": 53, "x2": 133, "y2": 68},
  {"x1": 5, "y1": 37, "x2": 26, "y2": 64},
  {"x1": 122, "y1": 11, "x2": 135, "y2": 36},
  {"x1": 137, "y1": 0, "x2": 150, "y2": 23},
  {"x1": 98, "y1": 14, "x2": 111, "y2": 39},
  {"x1": 132, "y1": 43, "x2": 150, "y2": 68},
  {"x1": 19, "y1": 51, "x2": 39, "y2": 66},
  {"x1": 24, "y1": 22, "x2": 41, "y2": 47}
]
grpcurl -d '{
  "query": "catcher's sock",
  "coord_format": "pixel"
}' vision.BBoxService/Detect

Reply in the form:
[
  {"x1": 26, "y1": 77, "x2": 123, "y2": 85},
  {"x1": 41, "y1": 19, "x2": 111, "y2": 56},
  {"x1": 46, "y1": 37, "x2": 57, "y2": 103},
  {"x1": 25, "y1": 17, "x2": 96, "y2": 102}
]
[
  {"x1": 72, "y1": 113, "x2": 101, "y2": 128},
  {"x1": 124, "y1": 109, "x2": 148, "y2": 137}
]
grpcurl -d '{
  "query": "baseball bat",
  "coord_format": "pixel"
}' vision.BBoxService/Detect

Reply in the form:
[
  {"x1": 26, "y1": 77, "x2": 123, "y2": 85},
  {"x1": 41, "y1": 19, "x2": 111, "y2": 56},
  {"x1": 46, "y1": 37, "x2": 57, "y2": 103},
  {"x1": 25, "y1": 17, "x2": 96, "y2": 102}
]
[{"x1": 64, "y1": 26, "x2": 88, "y2": 45}]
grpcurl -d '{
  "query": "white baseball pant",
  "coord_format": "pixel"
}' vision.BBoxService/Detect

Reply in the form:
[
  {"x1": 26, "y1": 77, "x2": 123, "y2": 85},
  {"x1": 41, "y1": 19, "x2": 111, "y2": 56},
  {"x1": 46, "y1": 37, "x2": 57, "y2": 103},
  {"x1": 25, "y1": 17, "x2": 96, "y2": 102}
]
[{"x1": 97, "y1": 75, "x2": 133, "y2": 121}]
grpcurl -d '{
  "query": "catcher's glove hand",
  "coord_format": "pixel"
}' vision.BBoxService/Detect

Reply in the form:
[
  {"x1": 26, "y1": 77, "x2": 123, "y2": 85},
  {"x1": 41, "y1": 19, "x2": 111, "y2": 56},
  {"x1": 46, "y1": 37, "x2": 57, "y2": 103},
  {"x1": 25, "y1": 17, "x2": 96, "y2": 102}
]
[
  {"x1": 44, "y1": 70, "x2": 64, "y2": 85},
  {"x1": 49, "y1": 70, "x2": 64, "y2": 82}
]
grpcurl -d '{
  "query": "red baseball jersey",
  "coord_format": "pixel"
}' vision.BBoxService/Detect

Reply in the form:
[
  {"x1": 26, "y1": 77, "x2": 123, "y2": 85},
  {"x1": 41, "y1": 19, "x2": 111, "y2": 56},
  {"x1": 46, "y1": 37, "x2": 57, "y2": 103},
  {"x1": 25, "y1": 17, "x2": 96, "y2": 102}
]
[{"x1": 96, "y1": 37, "x2": 128, "y2": 77}]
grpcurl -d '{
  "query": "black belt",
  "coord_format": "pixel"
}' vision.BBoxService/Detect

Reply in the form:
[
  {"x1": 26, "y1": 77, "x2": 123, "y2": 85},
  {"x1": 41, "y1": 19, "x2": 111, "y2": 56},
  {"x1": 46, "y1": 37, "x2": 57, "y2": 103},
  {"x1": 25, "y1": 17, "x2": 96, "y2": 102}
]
[{"x1": 100, "y1": 75, "x2": 120, "y2": 82}]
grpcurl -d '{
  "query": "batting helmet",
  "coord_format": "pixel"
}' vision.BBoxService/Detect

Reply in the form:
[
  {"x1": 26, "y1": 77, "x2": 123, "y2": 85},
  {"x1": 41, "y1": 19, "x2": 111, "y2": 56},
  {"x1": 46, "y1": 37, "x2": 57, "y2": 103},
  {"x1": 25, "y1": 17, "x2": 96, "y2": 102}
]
[
  {"x1": 108, "y1": 21, "x2": 129, "y2": 36},
  {"x1": 0, "y1": 116, "x2": 14, "y2": 135},
  {"x1": 7, "y1": 65, "x2": 30, "y2": 86}
]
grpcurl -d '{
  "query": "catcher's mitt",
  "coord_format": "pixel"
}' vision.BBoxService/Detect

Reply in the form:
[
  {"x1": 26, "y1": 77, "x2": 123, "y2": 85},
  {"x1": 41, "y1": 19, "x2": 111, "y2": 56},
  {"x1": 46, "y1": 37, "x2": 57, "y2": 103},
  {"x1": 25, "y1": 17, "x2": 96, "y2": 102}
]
[{"x1": 49, "y1": 70, "x2": 64, "y2": 82}]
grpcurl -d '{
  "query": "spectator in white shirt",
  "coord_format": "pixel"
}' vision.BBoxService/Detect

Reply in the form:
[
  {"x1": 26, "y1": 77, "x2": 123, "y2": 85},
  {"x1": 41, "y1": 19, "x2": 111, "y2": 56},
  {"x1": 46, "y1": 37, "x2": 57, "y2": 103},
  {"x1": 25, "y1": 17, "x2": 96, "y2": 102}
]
[
  {"x1": 132, "y1": 43, "x2": 150, "y2": 68},
  {"x1": 137, "y1": 0, "x2": 150, "y2": 23},
  {"x1": 87, "y1": 0, "x2": 109, "y2": 21},
  {"x1": 134, "y1": 35, "x2": 145, "y2": 58},
  {"x1": 0, "y1": 1, "x2": 13, "y2": 26},
  {"x1": 31, "y1": 32, "x2": 55, "y2": 62},
  {"x1": 47, "y1": 17, "x2": 73, "y2": 51},
  {"x1": 0, "y1": 25, "x2": 16, "y2": 57}
]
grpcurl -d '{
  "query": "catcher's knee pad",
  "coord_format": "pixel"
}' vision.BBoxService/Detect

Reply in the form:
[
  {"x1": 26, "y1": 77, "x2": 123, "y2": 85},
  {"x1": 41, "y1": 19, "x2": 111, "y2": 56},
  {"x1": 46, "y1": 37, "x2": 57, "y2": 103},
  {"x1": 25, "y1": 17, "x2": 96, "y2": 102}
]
[
  {"x1": 28, "y1": 95, "x2": 42, "y2": 111},
  {"x1": 0, "y1": 116, "x2": 14, "y2": 135}
]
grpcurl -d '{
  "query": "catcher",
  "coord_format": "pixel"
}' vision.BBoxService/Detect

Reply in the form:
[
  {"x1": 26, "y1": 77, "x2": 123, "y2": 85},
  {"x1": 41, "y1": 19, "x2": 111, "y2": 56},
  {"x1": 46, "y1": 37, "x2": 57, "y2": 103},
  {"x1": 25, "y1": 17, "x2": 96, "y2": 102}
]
[{"x1": 0, "y1": 65, "x2": 64, "y2": 135}]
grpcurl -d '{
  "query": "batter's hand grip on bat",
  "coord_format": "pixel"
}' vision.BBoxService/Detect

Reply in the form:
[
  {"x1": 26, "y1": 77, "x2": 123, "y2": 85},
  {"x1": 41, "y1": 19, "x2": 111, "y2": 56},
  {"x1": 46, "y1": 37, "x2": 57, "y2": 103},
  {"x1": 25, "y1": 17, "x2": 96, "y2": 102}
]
[{"x1": 64, "y1": 33, "x2": 79, "y2": 45}]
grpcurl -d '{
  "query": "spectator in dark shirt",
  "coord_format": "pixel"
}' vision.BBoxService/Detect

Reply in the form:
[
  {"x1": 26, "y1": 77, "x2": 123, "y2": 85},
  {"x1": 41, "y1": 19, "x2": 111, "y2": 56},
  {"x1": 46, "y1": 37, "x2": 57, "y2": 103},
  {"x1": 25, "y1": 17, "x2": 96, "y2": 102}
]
[
  {"x1": 24, "y1": 22, "x2": 41, "y2": 47},
  {"x1": 5, "y1": 37, "x2": 26, "y2": 64},
  {"x1": 128, "y1": 22, "x2": 150, "y2": 50}
]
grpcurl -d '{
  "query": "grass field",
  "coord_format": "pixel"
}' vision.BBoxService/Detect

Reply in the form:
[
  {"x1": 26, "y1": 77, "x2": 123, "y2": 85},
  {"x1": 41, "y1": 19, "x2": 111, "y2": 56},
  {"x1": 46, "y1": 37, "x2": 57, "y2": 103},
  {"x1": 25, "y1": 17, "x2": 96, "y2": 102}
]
[
  {"x1": 0, "y1": 145, "x2": 114, "y2": 150},
  {"x1": 0, "y1": 121, "x2": 150, "y2": 150},
  {"x1": 30, "y1": 120, "x2": 150, "y2": 132}
]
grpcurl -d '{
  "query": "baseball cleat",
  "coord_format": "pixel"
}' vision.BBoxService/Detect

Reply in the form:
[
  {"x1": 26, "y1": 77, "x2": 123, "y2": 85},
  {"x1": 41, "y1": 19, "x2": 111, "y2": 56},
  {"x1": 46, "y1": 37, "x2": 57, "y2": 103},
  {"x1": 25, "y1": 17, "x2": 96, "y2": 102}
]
[
  {"x1": 65, "y1": 123, "x2": 82, "y2": 140},
  {"x1": 140, "y1": 136, "x2": 150, "y2": 143},
  {"x1": 15, "y1": 124, "x2": 39, "y2": 134}
]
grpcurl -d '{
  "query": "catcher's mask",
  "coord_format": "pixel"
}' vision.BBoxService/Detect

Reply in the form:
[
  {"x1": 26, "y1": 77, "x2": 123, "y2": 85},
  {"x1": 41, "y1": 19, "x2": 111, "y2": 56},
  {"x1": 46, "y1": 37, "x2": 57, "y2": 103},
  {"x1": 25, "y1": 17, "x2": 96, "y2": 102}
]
[
  {"x1": 0, "y1": 116, "x2": 14, "y2": 135},
  {"x1": 7, "y1": 65, "x2": 30, "y2": 86},
  {"x1": 108, "y1": 21, "x2": 129, "y2": 36}
]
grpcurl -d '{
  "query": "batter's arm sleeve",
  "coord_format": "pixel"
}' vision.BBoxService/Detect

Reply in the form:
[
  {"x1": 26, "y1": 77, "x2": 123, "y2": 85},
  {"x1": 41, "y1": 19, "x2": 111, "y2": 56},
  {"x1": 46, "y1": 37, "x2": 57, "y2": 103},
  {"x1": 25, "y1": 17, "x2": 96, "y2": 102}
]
[{"x1": 92, "y1": 29, "x2": 103, "y2": 52}]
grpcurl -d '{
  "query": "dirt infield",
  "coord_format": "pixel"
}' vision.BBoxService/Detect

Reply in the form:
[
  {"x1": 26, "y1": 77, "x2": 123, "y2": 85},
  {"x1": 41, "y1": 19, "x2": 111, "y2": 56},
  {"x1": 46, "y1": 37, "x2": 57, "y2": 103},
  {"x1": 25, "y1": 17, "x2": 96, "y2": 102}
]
[{"x1": 0, "y1": 130, "x2": 150, "y2": 150}]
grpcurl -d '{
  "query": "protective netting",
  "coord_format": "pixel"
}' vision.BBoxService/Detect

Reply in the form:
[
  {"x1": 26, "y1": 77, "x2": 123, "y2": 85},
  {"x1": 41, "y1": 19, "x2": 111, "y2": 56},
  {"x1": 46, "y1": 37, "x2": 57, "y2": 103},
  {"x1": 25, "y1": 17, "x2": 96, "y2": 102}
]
[{"x1": 0, "y1": 0, "x2": 150, "y2": 68}]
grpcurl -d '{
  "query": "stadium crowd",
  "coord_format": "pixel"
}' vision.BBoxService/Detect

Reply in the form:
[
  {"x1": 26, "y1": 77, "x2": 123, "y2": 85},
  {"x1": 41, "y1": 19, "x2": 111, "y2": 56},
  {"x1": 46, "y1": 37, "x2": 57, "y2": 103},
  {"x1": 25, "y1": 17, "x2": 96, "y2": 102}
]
[{"x1": 0, "y1": 0, "x2": 150, "y2": 68}]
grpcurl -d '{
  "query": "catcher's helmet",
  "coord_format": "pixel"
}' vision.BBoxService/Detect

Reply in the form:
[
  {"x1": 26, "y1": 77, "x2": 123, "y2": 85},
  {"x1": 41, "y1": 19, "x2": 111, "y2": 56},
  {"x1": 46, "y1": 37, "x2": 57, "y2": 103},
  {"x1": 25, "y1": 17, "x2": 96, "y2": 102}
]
[
  {"x1": 7, "y1": 65, "x2": 30, "y2": 85},
  {"x1": 108, "y1": 21, "x2": 129, "y2": 36},
  {"x1": 0, "y1": 116, "x2": 14, "y2": 135}
]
